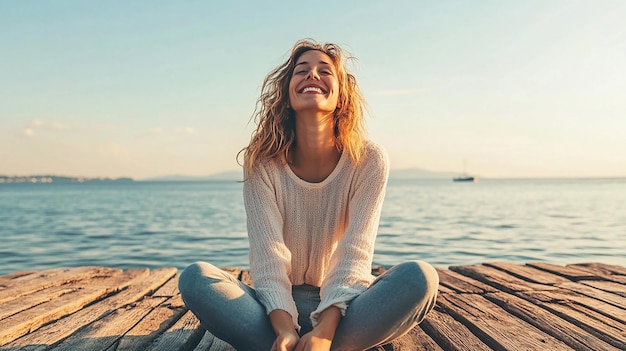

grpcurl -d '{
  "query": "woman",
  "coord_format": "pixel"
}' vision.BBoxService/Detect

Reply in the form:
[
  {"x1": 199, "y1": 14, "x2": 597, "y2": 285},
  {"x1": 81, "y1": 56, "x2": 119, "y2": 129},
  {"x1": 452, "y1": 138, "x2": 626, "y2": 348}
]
[{"x1": 179, "y1": 39, "x2": 439, "y2": 351}]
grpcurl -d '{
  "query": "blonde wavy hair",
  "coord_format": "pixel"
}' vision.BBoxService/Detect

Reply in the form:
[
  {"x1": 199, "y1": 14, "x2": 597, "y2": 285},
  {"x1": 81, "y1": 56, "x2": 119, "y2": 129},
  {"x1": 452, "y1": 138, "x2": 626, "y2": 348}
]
[{"x1": 239, "y1": 39, "x2": 368, "y2": 177}]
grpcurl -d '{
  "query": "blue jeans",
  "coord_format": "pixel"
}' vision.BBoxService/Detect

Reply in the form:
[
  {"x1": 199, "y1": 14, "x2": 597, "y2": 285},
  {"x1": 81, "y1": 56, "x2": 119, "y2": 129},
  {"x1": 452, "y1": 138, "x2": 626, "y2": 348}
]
[{"x1": 178, "y1": 261, "x2": 438, "y2": 351}]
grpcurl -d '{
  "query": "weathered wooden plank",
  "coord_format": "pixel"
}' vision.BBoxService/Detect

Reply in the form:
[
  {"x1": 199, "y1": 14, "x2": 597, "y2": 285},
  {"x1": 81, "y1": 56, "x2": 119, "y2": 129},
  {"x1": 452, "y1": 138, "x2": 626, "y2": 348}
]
[
  {"x1": 152, "y1": 275, "x2": 185, "y2": 310},
  {"x1": 0, "y1": 268, "x2": 72, "y2": 285},
  {"x1": 151, "y1": 274, "x2": 180, "y2": 298},
  {"x1": 526, "y1": 262, "x2": 599, "y2": 281},
  {"x1": 562, "y1": 264, "x2": 626, "y2": 285},
  {"x1": 111, "y1": 297, "x2": 188, "y2": 351},
  {"x1": 556, "y1": 281, "x2": 626, "y2": 313},
  {"x1": 581, "y1": 280, "x2": 626, "y2": 298},
  {"x1": 2, "y1": 268, "x2": 174, "y2": 351},
  {"x1": 203, "y1": 336, "x2": 236, "y2": 351},
  {"x1": 449, "y1": 264, "x2": 556, "y2": 293},
  {"x1": 166, "y1": 294, "x2": 185, "y2": 310},
  {"x1": 420, "y1": 308, "x2": 492, "y2": 351},
  {"x1": 437, "y1": 284, "x2": 455, "y2": 294},
  {"x1": 370, "y1": 325, "x2": 443, "y2": 351},
  {"x1": 0, "y1": 270, "x2": 41, "y2": 283},
  {"x1": 192, "y1": 332, "x2": 219, "y2": 351},
  {"x1": 49, "y1": 296, "x2": 166, "y2": 351},
  {"x1": 0, "y1": 266, "x2": 121, "y2": 304},
  {"x1": 3, "y1": 269, "x2": 142, "y2": 321},
  {"x1": 519, "y1": 290, "x2": 626, "y2": 349},
  {"x1": 148, "y1": 310, "x2": 205, "y2": 351},
  {"x1": 436, "y1": 268, "x2": 497, "y2": 294},
  {"x1": 0, "y1": 286, "x2": 77, "y2": 321},
  {"x1": 438, "y1": 293, "x2": 572, "y2": 350},
  {"x1": 103, "y1": 275, "x2": 184, "y2": 351},
  {"x1": 408, "y1": 326, "x2": 443, "y2": 351},
  {"x1": 0, "y1": 267, "x2": 110, "y2": 291},
  {"x1": 483, "y1": 262, "x2": 571, "y2": 285},
  {"x1": 0, "y1": 268, "x2": 148, "y2": 346},
  {"x1": 485, "y1": 291, "x2": 620, "y2": 351},
  {"x1": 588, "y1": 272, "x2": 626, "y2": 285},
  {"x1": 569, "y1": 262, "x2": 626, "y2": 277},
  {"x1": 554, "y1": 287, "x2": 626, "y2": 325}
]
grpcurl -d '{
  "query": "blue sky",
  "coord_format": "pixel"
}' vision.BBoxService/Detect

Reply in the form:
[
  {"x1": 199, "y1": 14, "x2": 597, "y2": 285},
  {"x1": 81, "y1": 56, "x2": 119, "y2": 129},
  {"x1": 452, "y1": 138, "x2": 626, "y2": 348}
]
[{"x1": 1, "y1": 1, "x2": 625, "y2": 179}]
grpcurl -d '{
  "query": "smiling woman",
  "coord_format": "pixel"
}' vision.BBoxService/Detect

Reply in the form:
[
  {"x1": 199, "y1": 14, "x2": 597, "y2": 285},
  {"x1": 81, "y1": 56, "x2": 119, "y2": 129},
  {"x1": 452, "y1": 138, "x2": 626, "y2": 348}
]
[
  {"x1": 240, "y1": 39, "x2": 369, "y2": 181},
  {"x1": 178, "y1": 39, "x2": 439, "y2": 351}
]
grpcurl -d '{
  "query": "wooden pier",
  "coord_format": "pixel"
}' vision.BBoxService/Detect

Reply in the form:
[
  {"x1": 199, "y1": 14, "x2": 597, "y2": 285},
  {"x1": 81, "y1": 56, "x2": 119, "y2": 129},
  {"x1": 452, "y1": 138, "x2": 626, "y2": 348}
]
[{"x1": 1, "y1": 262, "x2": 624, "y2": 350}]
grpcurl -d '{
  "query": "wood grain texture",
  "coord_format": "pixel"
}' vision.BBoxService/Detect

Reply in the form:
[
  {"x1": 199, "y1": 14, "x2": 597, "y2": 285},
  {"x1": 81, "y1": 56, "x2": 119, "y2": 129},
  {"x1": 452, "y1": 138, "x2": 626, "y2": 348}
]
[
  {"x1": 485, "y1": 291, "x2": 620, "y2": 351},
  {"x1": 438, "y1": 293, "x2": 572, "y2": 351},
  {"x1": 483, "y1": 261, "x2": 571, "y2": 285},
  {"x1": 1, "y1": 262, "x2": 625, "y2": 351},
  {"x1": 2, "y1": 268, "x2": 174, "y2": 351},
  {"x1": 148, "y1": 310, "x2": 205, "y2": 351},
  {"x1": 0, "y1": 268, "x2": 148, "y2": 346},
  {"x1": 436, "y1": 268, "x2": 497, "y2": 294},
  {"x1": 420, "y1": 308, "x2": 491, "y2": 351},
  {"x1": 0, "y1": 267, "x2": 121, "y2": 304},
  {"x1": 47, "y1": 296, "x2": 166, "y2": 351}
]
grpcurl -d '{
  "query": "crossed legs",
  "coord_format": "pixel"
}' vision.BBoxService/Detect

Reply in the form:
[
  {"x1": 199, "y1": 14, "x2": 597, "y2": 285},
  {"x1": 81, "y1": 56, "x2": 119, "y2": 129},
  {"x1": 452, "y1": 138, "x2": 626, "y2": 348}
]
[{"x1": 178, "y1": 260, "x2": 439, "y2": 351}]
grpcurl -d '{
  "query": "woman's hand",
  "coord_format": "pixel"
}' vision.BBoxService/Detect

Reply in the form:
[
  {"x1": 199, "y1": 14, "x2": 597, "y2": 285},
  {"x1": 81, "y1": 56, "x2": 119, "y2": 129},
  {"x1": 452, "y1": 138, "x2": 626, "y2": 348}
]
[
  {"x1": 270, "y1": 309, "x2": 299, "y2": 351},
  {"x1": 294, "y1": 306, "x2": 341, "y2": 351},
  {"x1": 272, "y1": 331, "x2": 300, "y2": 351},
  {"x1": 294, "y1": 331, "x2": 332, "y2": 351}
]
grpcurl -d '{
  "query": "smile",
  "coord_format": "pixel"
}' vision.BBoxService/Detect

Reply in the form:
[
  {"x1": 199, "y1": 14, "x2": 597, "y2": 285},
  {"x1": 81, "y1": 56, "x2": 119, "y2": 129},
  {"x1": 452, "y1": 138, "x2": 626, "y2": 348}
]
[{"x1": 299, "y1": 85, "x2": 326, "y2": 94}]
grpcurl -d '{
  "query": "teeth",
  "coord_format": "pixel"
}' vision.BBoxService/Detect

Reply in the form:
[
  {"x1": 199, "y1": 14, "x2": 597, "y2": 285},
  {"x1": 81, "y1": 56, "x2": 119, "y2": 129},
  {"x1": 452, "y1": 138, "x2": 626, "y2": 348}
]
[{"x1": 302, "y1": 86, "x2": 323, "y2": 93}]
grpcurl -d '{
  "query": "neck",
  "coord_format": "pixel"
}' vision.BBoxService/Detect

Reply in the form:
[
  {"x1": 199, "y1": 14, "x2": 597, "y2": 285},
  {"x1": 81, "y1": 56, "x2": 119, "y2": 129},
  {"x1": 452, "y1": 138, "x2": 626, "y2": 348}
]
[
  {"x1": 291, "y1": 111, "x2": 337, "y2": 162},
  {"x1": 288, "y1": 111, "x2": 341, "y2": 182}
]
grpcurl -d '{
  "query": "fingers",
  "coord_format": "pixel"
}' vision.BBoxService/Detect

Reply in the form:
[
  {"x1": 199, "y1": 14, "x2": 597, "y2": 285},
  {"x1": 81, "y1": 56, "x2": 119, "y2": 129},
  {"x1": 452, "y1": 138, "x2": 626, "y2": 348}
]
[
  {"x1": 272, "y1": 333, "x2": 299, "y2": 351},
  {"x1": 293, "y1": 340, "x2": 302, "y2": 351},
  {"x1": 271, "y1": 340, "x2": 283, "y2": 351}
]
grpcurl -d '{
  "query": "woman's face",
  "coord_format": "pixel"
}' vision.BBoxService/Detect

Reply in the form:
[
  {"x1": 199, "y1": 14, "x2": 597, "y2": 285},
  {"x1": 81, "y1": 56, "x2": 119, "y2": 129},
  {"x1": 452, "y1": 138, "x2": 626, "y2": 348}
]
[{"x1": 288, "y1": 50, "x2": 339, "y2": 116}]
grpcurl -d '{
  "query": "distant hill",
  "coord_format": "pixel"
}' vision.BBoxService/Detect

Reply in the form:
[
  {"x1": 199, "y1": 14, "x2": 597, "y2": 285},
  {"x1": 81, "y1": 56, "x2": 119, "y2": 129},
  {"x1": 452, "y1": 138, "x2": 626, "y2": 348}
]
[
  {"x1": 143, "y1": 170, "x2": 243, "y2": 182},
  {"x1": 144, "y1": 168, "x2": 455, "y2": 181},
  {"x1": 0, "y1": 175, "x2": 133, "y2": 184}
]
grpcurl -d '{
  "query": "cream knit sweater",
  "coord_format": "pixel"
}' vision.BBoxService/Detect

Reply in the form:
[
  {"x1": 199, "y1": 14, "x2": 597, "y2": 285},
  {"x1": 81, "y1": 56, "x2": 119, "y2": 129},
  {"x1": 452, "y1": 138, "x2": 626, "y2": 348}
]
[{"x1": 244, "y1": 141, "x2": 389, "y2": 330}]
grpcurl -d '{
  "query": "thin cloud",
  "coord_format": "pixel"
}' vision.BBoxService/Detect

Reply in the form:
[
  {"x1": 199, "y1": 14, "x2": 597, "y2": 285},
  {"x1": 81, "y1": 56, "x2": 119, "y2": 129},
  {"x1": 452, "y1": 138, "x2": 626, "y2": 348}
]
[
  {"x1": 23, "y1": 120, "x2": 69, "y2": 137},
  {"x1": 149, "y1": 126, "x2": 198, "y2": 136},
  {"x1": 31, "y1": 120, "x2": 45, "y2": 127},
  {"x1": 372, "y1": 89, "x2": 428, "y2": 96},
  {"x1": 151, "y1": 127, "x2": 165, "y2": 135},
  {"x1": 175, "y1": 126, "x2": 197, "y2": 135},
  {"x1": 98, "y1": 142, "x2": 130, "y2": 160},
  {"x1": 49, "y1": 122, "x2": 69, "y2": 130}
]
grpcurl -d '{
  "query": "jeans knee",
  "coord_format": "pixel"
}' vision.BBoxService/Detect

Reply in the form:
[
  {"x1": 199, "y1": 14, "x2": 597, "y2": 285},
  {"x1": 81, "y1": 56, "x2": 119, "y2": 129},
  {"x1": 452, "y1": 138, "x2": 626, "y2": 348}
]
[
  {"x1": 398, "y1": 260, "x2": 439, "y2": 300},
  {"x1": 178, "y1": 261, "x2": 212, "y2": 302}
]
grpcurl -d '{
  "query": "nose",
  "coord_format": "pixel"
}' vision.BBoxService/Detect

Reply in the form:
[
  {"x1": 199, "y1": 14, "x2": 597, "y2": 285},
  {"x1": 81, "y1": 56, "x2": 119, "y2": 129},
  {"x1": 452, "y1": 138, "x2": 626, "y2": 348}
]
[{"x1": 306, "y1": 68, "x2": 320, "y2": 80}]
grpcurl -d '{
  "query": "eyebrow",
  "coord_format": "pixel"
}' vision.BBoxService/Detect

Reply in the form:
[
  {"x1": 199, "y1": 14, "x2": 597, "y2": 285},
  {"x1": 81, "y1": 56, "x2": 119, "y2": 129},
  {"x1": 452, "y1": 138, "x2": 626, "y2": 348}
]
[{"x1": 295, "y1": 60, "x2": 332, "y2": 67}]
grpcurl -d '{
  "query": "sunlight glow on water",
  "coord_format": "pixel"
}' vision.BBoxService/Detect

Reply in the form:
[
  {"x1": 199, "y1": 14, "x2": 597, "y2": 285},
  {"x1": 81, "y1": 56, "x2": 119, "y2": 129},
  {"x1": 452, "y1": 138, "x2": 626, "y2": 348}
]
[{"x1": 1, "y1": 178, "x2": 624, "y2": 274}]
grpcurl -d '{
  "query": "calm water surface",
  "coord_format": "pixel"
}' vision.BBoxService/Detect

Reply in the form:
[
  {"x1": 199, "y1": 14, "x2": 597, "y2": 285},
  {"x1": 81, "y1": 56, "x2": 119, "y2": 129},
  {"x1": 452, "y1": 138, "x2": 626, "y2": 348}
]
[{"x1": 1, "y1": 178, "x2": 624, "y2": 275}]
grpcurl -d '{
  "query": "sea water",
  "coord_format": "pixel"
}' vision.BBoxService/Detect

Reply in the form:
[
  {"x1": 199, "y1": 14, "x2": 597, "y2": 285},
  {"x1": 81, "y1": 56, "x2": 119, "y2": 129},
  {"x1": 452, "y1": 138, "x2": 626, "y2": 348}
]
[{"x1": 1, "y1": 178, "x2": 624, "y2": 275}]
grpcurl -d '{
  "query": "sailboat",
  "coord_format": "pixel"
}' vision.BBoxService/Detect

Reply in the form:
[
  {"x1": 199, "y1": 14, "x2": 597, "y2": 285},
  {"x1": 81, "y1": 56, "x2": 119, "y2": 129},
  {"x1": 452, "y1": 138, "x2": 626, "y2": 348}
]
[
  {"x1": 453, "y1": 160, "x2": 477, "y2": 182},
  {"x1": 453, "y1": 175, "x2": 476, "y2": 182}
]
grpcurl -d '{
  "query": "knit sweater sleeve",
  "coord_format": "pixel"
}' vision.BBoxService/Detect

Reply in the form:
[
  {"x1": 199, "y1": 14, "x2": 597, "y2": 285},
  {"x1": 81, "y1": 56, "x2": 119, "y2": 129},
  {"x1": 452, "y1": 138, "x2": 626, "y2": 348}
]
[
  {"x1": 244, "y1": 161, "x2": 299, "y2": 330},
  {"x1": 310, "y1": 143, "x2": 390, "y2": 326}
]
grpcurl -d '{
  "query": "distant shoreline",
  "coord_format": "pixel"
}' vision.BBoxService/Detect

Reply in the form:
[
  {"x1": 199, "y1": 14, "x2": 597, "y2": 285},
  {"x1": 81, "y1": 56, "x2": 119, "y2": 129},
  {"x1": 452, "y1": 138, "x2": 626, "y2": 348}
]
[
  {"x1": 0, "y1": 175, "x2": 133, "y2": 184},
  {"x1": 2, "y1": 174, "x2": 624, "y2": 184}
]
